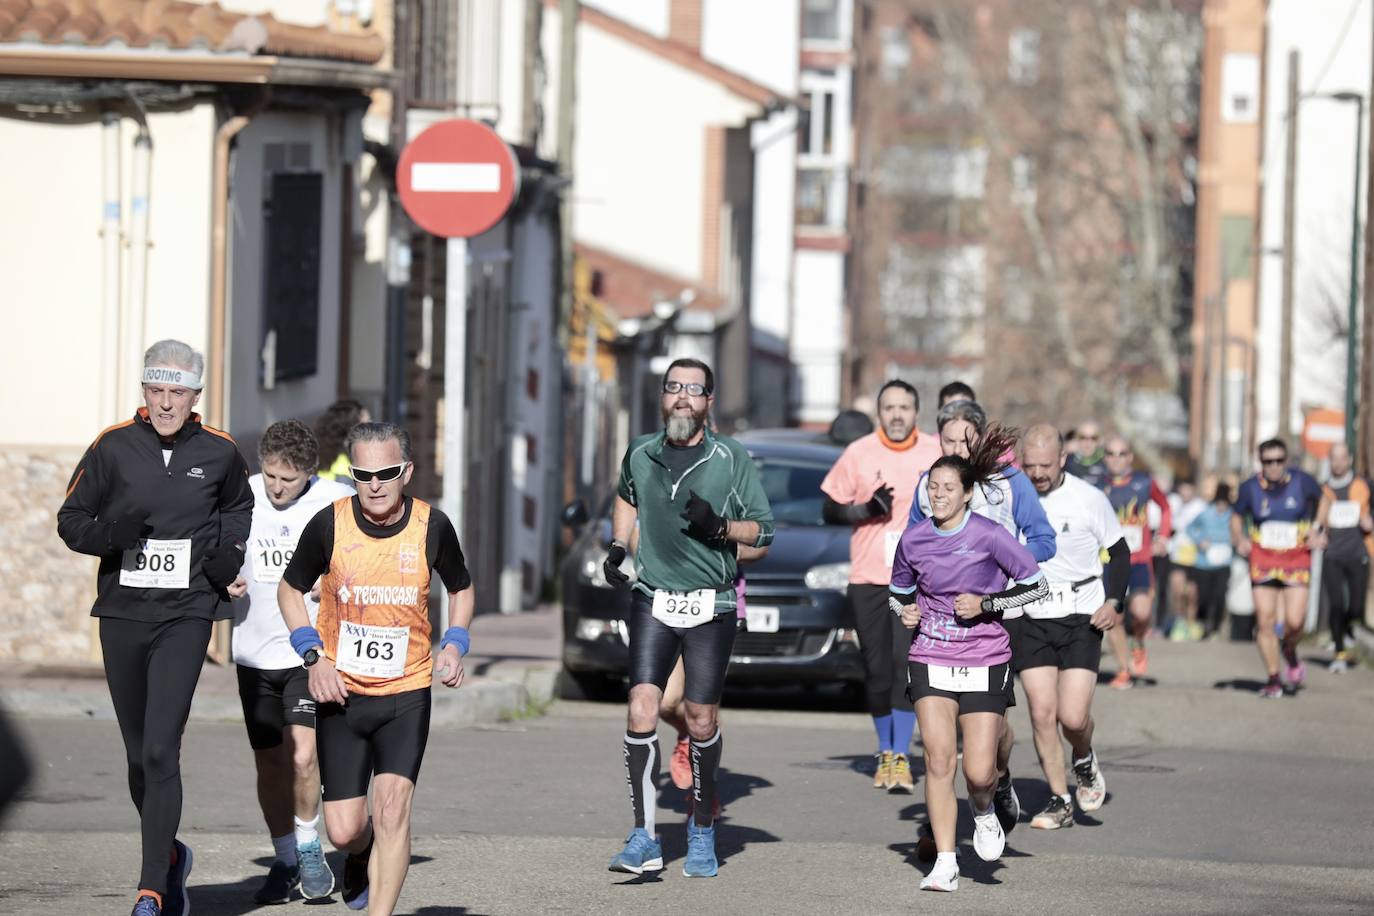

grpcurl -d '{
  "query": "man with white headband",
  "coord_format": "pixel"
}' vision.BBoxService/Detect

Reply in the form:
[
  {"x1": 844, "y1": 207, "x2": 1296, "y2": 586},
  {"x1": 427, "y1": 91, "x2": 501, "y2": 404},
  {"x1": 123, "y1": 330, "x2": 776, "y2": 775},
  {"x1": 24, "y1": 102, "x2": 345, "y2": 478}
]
[{"x1": 58, "y1": 338, "x2": 254, "y2": 916}]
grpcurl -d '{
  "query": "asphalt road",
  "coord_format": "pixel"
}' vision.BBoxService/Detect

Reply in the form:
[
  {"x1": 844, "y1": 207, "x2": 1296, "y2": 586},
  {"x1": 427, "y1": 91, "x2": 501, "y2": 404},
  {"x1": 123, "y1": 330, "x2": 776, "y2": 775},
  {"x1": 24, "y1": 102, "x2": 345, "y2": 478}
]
[{"x1": 3, "y1": 638, "x2": 1373, "y2": 915}]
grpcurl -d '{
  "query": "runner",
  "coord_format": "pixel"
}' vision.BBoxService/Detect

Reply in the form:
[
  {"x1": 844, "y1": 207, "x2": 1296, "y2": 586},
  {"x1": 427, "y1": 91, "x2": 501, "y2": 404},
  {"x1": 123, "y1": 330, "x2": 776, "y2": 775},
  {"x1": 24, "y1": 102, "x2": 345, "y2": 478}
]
[
  {"x1": 1167, "y1": 479, "x2": 1208, "y2": 641},
  {"x1": 821, "y1": 380, "x2": 941, "y2": 793},
  {"x1": 889, "y1": 426, "x2": 1048, "y2": 892},
  {"x1": 603, "y1": 358, "x2": 774, "y2": 878},
  {"x1": 1016, "y1": 426, "x2": 1129, "y2": 829},
  {"x1": 1231, "y1": 438, "x2": 1324, "y2": 697},
  {"x1": 313, "y1": 399, "x2": 369, "y2": 485},
  {"x1": 1186, "y1": 483, "x2": 1234, "y2": 638},
  {"x1": 908, "y1": 398, "x2": 1056, "y2": 839},
  {"x1": 1317, "y1": 442, "x2": 1372, "y2": 672},
  {"x1": 1066, "y1": 420, "x2": 1109, "y2": 489},
  {"x1": 230, "y1": 420, "x2": 353, "y2": 903},
  {"x1": 57, "y1": 339, "x2": 254, "y2": 916},
  {"x1": 938, "y1": 380, "x2": 976, "y2": 406},
  {"x1": 1101, "y1": 437, "x2": 1171, "y2": 688},
  {"x1": 278, "y1": 421, "x2": 472, "y2": 915}
]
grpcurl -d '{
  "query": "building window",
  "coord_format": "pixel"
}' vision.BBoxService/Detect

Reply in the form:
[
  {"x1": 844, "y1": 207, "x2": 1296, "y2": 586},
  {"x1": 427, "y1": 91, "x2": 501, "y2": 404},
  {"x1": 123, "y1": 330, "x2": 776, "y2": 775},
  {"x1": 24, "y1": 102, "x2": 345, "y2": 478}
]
[
  {"x1": 803, "y1": 0, "x2": 842, "y2": 43},
  {"x1": 1221, "y1": 52, "x2": 1259, "y2": 123},
  {"x1": 881, "y1": 25, "x2": 910, "y2": 82},
  {"x1": 1009, "y1": 28, "x2": 1040, "y2": 85},
  {"x1": 261, "y1": 170, "x2": 323, "y2": 383}
]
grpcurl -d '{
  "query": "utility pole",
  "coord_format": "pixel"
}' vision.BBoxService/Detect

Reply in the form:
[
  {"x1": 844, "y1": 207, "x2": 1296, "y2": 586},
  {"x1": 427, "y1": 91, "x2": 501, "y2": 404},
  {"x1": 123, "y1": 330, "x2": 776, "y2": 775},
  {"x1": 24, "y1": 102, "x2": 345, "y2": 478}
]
[
  {"x1": 1278, "y1": 50, "x2": 1299, "y2": 444},
  {"x1": 1362, "y1": 14, "x2": 1374, "y2": 478},
  {"x1": 556, "y1": 0, "x2": 579, "y2": 348}
]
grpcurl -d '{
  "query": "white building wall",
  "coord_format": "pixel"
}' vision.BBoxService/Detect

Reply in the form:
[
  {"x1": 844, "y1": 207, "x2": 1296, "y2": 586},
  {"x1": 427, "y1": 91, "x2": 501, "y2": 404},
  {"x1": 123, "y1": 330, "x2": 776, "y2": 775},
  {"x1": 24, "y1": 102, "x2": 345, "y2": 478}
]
[
  {"x1": 750, "y1": 110, "x2": 799, "y2": 352},
  {"x1": 702, "y1": 0, "x2": 799, "y2": 96},
  {"x1": 350, "y1": 111, "x2": 392, "y2": 406},
  {"x1": 584, "y1": 0, "x2": 669, "y2": 38},
  {"x1": 792, "y1": 249, "x2": 845, "y2": 423},
  {"x1": 0, "y1": 106, "x2": 215, "y2": 447},
  {"x1": 1257, "y1": 0, "x2": 1372, "y2": 443}
]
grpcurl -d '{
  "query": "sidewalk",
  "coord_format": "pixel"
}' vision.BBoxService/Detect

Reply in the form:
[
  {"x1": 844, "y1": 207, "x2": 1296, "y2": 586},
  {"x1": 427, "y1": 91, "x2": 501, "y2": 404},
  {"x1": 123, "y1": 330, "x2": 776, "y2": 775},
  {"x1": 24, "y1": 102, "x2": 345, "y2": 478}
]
[{"x1": 0, "y1": 606, "x2": 562, "y2": 726}]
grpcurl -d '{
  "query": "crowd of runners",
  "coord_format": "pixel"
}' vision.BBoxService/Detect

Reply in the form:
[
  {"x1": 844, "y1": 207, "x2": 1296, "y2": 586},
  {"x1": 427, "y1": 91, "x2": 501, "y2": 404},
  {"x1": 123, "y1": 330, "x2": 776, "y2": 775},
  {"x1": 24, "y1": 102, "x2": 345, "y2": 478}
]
[{"x1": 59, "y1": 342, "x2": 1364, "y2": 911}]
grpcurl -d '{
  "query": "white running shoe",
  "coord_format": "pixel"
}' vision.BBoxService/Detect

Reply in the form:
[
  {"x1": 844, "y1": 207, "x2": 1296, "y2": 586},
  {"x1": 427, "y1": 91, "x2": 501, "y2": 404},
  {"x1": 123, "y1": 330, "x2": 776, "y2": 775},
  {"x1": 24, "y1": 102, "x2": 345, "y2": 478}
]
[
  {"x1": 1073, "y1": 751, "x2": 1107, "y2": 813},
  {"x1": 970, "y1": 803, "x2": 1006, "y2": 861},
  {"x1": 919, "y1": 856, "x2": 959, "y2": 892}
]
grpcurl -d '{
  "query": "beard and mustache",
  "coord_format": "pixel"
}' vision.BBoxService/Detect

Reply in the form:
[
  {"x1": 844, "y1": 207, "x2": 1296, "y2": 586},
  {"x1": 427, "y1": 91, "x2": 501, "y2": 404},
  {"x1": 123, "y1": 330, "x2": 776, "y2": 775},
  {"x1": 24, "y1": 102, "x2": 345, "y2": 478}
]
[{"x1": 663, "y1": 401, "x2": 707, "y2": 443}]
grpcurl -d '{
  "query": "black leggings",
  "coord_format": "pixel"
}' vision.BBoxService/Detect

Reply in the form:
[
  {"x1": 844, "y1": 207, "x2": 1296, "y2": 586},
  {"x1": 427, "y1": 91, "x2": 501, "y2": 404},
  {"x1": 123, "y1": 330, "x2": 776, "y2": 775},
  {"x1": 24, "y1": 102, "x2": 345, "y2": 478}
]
[
  {"x1": 628, "y1": 591, "x2": 737, "y2": 705},
  {"x1": 1323, "y1": 551, "x2": 1369, "y2": 653},
  {"x1": 100, "y1": 616, "x2": 212, "y2": 894},
  {"x1": 848, "y1": 584, "x2": 914, "y2": 717},
  {"x1": 1192, "y1": 568, "x2": 1230, "y2": 635}
]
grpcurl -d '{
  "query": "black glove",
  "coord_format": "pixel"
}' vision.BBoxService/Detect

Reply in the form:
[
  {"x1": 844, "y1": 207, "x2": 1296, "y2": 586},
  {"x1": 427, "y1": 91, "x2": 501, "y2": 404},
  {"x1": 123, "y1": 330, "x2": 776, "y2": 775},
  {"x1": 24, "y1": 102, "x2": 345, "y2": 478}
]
[
  {"x1": 202, "y1": 545, "x2": 244, "y2": 589},
  {"x1": 603, "y1": 542, "x2": 630, "y2": 586},
  {"x1": 681, "y1": 490, "x2": 727, "y2": 543},
  {"x1": 108, "y1": 511, "x2": 151, "y2": 551},
  {"x1": 866, "y1": 484, "x2": 895, "y2": 519}
]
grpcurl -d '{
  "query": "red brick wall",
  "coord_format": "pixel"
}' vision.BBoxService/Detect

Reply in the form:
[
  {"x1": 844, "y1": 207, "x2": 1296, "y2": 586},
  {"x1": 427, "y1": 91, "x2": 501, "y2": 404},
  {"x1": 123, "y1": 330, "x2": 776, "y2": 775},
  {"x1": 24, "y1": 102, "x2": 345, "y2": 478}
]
[{"x1": 669, "y1": 0, "x2": 702, "y2": 50}]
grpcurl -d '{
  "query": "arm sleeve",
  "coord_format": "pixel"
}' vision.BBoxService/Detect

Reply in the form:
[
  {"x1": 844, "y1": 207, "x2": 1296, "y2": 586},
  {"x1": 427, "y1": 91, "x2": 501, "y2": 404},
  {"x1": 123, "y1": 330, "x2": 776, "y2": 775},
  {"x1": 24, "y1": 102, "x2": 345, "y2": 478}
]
[
  {"x1": 1150, "y1": 481, "x2": 1173, "y2": 540},
  {"x1": 617, "y1": 449, "x2": 637, "y2": 506},
  {"x1": 217, "y1": 448, "x2": 254, "y2": 548},
  {"x1": 281, "y1": 508, "x2": 333, "y2": 592},
  {"x1": 1010, "y1": 471, "x2": 1057, "y2": 562},
  {"x1": 729, "y1": 447, "x2": 775, "y2": 548},
  {"x1": 1102, "y1": 539, "x2": 1131, "y2": 605},
  {"x1": 822, "y1": 496, "x2": 875, "y2": 526},
  {"x1": 56, "y1": 438, "x2": 113, "y2": 557},
  {"x1": 984, "y1": 575, "x2": 1049, "y2": 617},
  {"x1": 426, "y1": 509, "x2": 472, "y2": 593}
]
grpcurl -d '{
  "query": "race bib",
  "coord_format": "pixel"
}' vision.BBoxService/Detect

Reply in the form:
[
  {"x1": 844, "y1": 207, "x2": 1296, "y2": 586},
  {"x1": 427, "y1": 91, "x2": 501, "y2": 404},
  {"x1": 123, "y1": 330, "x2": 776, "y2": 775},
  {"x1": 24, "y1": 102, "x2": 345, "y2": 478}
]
[
  {"x1": 745, "y1": 605, "x2": 780, "y2": 633},
  {"x1": 884, "y1": 530, "x2": 901, "y2": 568},
  {"x1": 1205, "y1": 543, "x2": 1233, "y2": 566},
  {"x1": 335, "y1": 621, "x2": 409, "y2": 679},
  {"x1": 1028, "y1": 583, "x2": 1075, "y2": 618},
  {"x1": 927, "y1": 664, "x2": 990, "y2": 692},
  {"x1": 119, "y1": 538, "x2": 191, "y2": 589},
  {"x1": 651, "y1": 588, "x2": 716, "y2": 629},
  {"x1": 1258, "y1": 521, "x2": 1300, "y2": 551},
  {"x1": 1329, "y1": 500, "x2": 1361, "y2": 529},
  {"x1": 1123, "y1": 525, "x2": 1144, "y2": 554},
  {"x1": 251, "y1": 537, "x2": 298, "y2": 584}
]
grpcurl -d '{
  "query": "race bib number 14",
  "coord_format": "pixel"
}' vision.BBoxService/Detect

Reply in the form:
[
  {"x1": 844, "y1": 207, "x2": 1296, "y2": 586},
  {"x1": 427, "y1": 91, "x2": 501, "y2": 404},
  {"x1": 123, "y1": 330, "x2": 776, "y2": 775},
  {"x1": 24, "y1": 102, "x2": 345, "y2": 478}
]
[{"x1": 927, "y1": 664, "x2": 990, "y2": 693}]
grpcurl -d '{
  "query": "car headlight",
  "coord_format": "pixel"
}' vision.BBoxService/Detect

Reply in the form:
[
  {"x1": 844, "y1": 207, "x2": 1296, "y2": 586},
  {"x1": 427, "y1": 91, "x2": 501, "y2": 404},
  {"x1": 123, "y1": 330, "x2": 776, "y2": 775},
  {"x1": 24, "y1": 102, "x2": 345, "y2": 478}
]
[
  {"x1": 804, "y1": 562, "x2": 850, "y2": 591},
  {"x1": 580, "y1": 550, "x2": 634, "y2": 588}
]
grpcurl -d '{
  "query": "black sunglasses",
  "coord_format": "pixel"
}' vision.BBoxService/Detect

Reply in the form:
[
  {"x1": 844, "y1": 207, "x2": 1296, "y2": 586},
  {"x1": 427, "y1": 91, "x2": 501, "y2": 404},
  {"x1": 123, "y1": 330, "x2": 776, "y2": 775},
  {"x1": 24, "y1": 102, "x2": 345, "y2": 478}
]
[
  {"x1": 1260, "y1": 457, "x2": 1286, "y2": 466},
  {"x1": 663, "y1": 380, "x2": 711, "y2": 397},
  {"x1": 349, "y1": 462, "x2": 409, "y2": 483}
]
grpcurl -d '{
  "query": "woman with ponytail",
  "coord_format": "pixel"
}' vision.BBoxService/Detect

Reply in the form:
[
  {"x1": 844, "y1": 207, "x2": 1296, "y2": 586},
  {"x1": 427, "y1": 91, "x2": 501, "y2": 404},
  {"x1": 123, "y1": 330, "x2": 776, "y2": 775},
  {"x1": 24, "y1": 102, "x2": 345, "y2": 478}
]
[{"x1": 888, "y1": 425, "x2": 1049, "y2": 892}]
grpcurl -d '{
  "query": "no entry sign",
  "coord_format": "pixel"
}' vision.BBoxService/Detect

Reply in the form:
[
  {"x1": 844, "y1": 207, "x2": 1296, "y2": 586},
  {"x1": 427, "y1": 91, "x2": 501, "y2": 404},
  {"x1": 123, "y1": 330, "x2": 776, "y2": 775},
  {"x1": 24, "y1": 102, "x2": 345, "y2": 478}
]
[{"x1": 397, "y1": 119, "x2": 520, "y2": 238}]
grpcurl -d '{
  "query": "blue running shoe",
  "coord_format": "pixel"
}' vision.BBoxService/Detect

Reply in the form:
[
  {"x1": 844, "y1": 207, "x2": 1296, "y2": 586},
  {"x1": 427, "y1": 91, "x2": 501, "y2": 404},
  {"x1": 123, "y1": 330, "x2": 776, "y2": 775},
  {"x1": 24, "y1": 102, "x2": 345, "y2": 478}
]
[
  {"x1": 297, "y1": 838, "x2": 335, "y2": 899},
  {"x1": 683, "y1": 822, "x2": 718, "y2": 878},
  {"x1": 164, "y1": 840, "x2": 192, "y2": 916},
  {"x1": 130, "y1": 895, "x2": 161, "y2": 916},
  {"x1": 608, "y1": 828, "x2": 663, "y2": 875}
]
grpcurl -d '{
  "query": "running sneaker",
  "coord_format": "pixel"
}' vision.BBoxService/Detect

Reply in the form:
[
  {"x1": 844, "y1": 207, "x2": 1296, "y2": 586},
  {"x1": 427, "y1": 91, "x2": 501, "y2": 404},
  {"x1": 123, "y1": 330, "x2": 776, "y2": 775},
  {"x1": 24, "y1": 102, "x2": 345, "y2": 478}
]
[
  {"x1": 1330, "y1": 651, "x2": 1351, "y2": 674},
  {"x1": 1286, "y1": 661, "x2": 1307, "y2": 687},
  {"x1": 670, "y1": 735, "x2": 693, "y2": 790},
  {"x1": 131, "y1": 896, "x2": 161, "y2": 916},
  {"x1": 916, "y1": 821, "x2": 937, "y2": 863},
  {"x1": 993, "y1": 771, "x2": 1020, "y2": 834},
  {"x1": 1258, "y1": 681, "x2": 1284, "y2": 699},
  {"x1": 970, "y1": 803, "x2": 1006, "y2": 861},
  {"x1": 297, "y1": 838, "x2": 335, "y2": 899},
  {"x1": 1130, "y1": 645, "x2": 1149, "y2": 677},
  {"x1": 919, "y1": 857, "x2": 959, "y2": 893},
  {"x1": 1030, "y1": 795, "x2": 1074, "y2": 830},
  {"x1": 888, "y1": 753, "x2": 914, "y2": 794},
  {"x1": 682, "y1": 822, "x2": 718, "y2": 878},
  {"x1": 253, "y1": 860, "x2": 300, "y2": 905},
  {"x1": 1072, "y1": 751, "x2": 1106, "y2": 812},
  {"x1": 1108, "y1": 669, "x2": 1133, "y2": 690},
  {"x1": 872, "y1": 750, "x2": 893, "y2": 789},
  {"x1": 1189, "y1": 622, "x2": 1205, "y2": 641},
  {"x1": 164, "y1": 839, "x2": 191, "y2": 916},
  {"x1": 342, "y1": 839, "x2": 372, "y2": 910},
  {"x1": 608, "y1": 828, "x2": 663, "y2": 875}
]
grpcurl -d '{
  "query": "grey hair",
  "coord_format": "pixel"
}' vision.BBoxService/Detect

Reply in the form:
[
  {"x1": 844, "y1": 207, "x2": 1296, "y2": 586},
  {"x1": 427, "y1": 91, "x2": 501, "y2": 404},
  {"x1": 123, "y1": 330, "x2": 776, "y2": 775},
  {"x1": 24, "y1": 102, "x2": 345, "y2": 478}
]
[
  {"x1": 936, "y1": 398, "x2": 987, "y2": 434},
  {"x1": 143, "y1": 339, "x2": 205, "y2": 380},
  {"x1": 345, "y1": 421, "x2": 413, "y2": 464}
]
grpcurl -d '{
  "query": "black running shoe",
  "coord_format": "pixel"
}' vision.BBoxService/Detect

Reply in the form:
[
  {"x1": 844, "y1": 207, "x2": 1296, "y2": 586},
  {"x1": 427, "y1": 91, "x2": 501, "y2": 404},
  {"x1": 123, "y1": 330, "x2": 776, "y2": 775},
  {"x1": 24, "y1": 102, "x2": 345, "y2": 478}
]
[
  {"x1": 342, "y1": 838, "x2": 372, "y2": 911},
  {"x1": 253, "y1": 860, "x2": 300, "y2": 905},
  {"x1": 993, "y1": 771, "x2": 1020, "y2": 834}
]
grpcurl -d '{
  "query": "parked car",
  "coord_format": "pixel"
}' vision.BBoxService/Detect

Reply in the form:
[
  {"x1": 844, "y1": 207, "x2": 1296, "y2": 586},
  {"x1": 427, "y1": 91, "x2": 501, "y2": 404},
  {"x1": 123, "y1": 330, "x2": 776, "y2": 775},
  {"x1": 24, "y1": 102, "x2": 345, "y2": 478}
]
[{"x1": 558, "y1": 434, "x2": 862, "y2": 699}]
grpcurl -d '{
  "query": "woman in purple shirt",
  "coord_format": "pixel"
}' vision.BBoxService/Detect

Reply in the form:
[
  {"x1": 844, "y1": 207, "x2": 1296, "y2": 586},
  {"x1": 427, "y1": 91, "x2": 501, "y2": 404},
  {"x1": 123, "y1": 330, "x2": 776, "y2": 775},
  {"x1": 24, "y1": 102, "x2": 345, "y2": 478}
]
[{"x1": 889, "y1": 427, "x2": 1047, "y2": 892}]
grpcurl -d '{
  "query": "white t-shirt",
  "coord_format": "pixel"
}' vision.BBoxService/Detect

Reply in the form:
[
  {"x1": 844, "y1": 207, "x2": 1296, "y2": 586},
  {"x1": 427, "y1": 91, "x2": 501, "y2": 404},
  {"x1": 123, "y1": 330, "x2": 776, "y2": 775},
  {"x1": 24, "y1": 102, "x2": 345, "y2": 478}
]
[
  {"x1": 232, "y1": 474, "x2": 355, "y2": 669},
  {"x1": 1025, "y1": 474, "x2": 1124, "y2": 619}
]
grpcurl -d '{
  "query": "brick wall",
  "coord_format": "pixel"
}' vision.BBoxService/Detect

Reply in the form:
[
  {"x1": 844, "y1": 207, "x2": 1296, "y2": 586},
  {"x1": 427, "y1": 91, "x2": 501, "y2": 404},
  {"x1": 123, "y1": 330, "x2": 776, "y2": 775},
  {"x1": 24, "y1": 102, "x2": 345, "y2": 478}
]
[
  {"x1": 701, "y1": 125, "x2": 726, "y2": 290},
  {"x1": 0, "y1": 447, "x2": 98, "y2": 662},
  {"x1": 668, "y1": 0, "x2": 702, "y2": 50}
]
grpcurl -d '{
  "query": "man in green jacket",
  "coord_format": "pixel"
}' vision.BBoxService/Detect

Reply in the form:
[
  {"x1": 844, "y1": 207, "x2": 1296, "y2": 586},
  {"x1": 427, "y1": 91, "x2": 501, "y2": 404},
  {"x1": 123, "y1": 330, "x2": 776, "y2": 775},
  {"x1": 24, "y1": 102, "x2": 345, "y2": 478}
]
[{"x1": 603, "y1": 358, "x2": 774, "y2": 879}]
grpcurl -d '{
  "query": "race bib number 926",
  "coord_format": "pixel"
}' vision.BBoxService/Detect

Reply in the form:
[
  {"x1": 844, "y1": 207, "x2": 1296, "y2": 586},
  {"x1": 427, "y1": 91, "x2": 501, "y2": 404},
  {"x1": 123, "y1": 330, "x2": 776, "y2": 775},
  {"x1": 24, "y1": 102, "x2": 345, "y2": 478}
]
[{"x1": 651, "y1": 588, "x2": 716, "y2": 629}]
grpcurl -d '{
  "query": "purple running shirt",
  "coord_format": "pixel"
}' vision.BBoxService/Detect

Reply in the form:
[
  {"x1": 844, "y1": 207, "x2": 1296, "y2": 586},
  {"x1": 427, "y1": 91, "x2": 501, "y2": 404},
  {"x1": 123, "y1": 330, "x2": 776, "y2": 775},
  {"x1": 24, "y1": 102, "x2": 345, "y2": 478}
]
[{"x1": 891, "y1": 512, "x2": 1042, "y2": 667}]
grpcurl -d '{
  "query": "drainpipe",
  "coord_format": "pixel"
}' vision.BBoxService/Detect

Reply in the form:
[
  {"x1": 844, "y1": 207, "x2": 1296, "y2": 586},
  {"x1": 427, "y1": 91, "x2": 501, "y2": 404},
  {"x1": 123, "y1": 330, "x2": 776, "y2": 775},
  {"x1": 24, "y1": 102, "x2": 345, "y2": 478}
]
[
  {"x1": 208, "y1": 91, "x2": 270, "y2": 430},
  {"x1": 101, "y1": 111, "x2": 122, "y2": 421},
  {"x1": 124, "y1": 114, "x2": 152, "y2": 411}
]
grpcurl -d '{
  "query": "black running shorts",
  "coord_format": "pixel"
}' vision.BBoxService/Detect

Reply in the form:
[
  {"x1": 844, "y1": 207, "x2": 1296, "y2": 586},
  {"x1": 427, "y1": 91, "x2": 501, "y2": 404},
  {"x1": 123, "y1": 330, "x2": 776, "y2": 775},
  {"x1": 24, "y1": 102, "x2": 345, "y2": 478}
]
[
  {"x1": 628, "y1": 590, "x2": 736, "y2": 706},
  {"x1": 236, "y1": 664, "x2": 316, "y2": 750},
  {"x1": 1010, "y1": 615, "x2": 1104, "y2": 673},
  {"x1": 317, "y1": 687, "x2": 431, "y2": 801},
  {"x1": 907, "y1": 660, "x2": 1015, "y2": 715}
]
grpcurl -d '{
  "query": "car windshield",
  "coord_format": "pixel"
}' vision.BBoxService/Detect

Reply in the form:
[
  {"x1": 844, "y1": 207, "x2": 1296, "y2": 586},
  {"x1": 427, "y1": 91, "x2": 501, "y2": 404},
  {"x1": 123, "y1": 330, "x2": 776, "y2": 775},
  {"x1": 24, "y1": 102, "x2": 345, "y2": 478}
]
[{"x1": 753, "y1": 457, "x2": 833, "y2": 527}]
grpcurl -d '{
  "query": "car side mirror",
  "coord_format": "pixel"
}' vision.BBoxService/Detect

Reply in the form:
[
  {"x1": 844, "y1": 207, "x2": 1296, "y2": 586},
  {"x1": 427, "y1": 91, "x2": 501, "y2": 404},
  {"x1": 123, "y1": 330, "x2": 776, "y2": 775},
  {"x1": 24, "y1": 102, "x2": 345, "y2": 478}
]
[{"x1": 561, "y1": 499, "x2": 590, "y2": 528}]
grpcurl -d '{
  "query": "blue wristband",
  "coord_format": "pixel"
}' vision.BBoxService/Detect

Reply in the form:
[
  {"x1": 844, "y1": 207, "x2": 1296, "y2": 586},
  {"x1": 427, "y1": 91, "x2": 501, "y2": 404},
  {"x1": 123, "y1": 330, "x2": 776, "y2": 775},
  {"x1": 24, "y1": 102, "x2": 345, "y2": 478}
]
[
  {"x1": 439, "y1": 626, "x2": 470, "y2": 656},
  {"x1": 289, "y1": 626, "x2": 324, "y2": 658}
]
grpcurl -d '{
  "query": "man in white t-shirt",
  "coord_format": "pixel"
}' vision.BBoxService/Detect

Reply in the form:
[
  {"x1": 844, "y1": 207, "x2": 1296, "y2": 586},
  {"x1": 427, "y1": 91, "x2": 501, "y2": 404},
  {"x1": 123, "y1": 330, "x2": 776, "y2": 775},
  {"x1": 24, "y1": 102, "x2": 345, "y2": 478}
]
[
  {"x1": 1015, "y1": 425, "x2": 1131, "y2": 830},
  {"x1": 229, "y1": 419, "x2": 354, "y2": 904}
]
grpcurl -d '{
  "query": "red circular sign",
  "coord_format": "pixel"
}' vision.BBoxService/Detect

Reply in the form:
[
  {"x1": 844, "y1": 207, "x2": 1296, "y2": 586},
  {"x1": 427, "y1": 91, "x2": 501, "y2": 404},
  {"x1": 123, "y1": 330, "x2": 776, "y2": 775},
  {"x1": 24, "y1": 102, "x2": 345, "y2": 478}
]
[{"x1": 397, "y1": 119, "x2": 520, "y2": 238}]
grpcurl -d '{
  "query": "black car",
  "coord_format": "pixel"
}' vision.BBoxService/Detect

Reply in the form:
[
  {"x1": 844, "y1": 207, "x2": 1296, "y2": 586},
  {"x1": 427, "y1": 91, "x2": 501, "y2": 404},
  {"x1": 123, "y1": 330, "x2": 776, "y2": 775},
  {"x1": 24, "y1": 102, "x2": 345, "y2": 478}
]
[{"x1": 558, "y1": 434, "x2": 862, "y2": 698}]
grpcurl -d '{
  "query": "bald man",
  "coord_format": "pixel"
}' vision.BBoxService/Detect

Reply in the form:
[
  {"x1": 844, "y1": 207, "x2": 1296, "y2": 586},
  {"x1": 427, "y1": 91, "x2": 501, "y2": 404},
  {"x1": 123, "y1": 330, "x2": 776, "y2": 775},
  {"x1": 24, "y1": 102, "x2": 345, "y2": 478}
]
[{"x1": 1016, "y1": 426, "x2": 1131, "y2": 827}]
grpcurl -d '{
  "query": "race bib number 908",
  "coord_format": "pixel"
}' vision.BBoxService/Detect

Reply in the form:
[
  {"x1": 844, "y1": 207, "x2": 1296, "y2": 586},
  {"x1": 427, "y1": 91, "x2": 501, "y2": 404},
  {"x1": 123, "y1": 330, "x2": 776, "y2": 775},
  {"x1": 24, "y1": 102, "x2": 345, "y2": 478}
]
[{"x1": 119, "y1": 538, "x2": 191, "y2": 589}]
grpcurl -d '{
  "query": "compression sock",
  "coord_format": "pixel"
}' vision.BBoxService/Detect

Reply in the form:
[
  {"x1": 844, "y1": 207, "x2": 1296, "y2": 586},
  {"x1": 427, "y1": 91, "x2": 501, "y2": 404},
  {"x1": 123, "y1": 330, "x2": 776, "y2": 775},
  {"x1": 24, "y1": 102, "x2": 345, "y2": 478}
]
[
  {"x1": 623, "y1": 730, "x2": 660, "y2": 835},
  {"x1": 272, "y1": 833, "x2": 297, "y2": 868},
  {"x1": 891, "y1": 708, "x2": 917, "y2": 756},
  {"x1": 690, "y1": 727, "x2": 724, "y2": 827},
  {"x1": 294, "y1": 813, "x2": 320, "y2": 846},
  {"x1": 872, "y1": 712, "x2": 894, "y2": 753}
]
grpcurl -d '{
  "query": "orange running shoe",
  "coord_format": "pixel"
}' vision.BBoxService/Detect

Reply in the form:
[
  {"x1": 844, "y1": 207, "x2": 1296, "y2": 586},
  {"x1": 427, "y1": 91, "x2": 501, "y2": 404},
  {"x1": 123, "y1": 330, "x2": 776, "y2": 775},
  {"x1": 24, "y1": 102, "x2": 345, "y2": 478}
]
[
  {"x1": 1130, "y1": 645, "x2": 1148, "y2": 677},
  {"x1": 670, "y1": 735, "x2": 693, "y2": 790},
  {"x1": 1108, "y1": 669, "x2": 1133, "y2": 690}
]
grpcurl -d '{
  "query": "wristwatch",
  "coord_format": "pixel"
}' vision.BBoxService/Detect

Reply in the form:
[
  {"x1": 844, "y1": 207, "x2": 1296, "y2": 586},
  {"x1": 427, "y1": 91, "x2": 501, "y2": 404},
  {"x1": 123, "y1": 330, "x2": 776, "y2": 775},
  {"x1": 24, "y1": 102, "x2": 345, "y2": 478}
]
[
  {"x1": 980, "y1": 596, "x2": 994, "y2": 615},
  {"x1": 303, "y1": 648, "x2": 321, "y2": 668}
]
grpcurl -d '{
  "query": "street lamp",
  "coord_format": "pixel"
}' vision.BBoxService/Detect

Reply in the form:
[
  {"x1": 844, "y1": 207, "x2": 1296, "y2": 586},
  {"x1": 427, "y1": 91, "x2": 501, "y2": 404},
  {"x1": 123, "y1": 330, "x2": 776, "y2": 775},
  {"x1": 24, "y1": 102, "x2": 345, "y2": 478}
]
[{"x1": 1317, "y1": 91, "x2": 1365, "y2": 449}]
